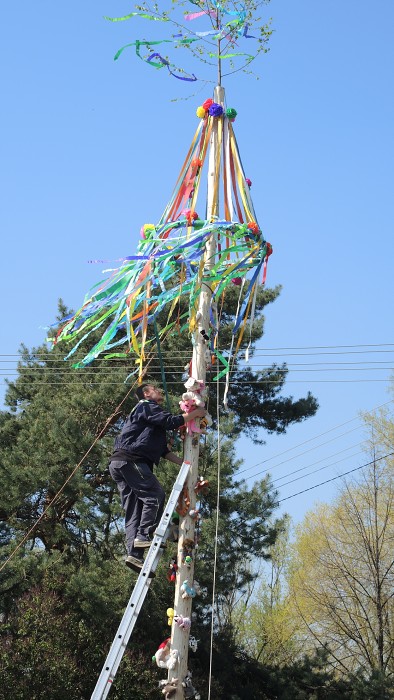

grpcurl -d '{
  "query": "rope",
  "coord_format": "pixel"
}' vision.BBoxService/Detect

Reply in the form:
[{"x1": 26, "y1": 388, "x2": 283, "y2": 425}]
[{"x1": 207, "y1": 331, "x2": 222, "y2": 699}]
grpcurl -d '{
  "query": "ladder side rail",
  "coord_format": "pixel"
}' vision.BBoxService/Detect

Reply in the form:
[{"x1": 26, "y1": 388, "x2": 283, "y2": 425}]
[{"x1": 91, "y1": 461, "x2": 191, "y2": 700}]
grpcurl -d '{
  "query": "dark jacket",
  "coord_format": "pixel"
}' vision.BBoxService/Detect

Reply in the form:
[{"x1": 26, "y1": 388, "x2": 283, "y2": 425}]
[{"x1": 111, "y1": 400, "x2": 185, "y2": 466}]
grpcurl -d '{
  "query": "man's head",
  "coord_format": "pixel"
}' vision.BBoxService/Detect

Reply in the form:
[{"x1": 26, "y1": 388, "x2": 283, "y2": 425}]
[{"x1": 135, "y1": 384, "x2": 164, "y2": 404}]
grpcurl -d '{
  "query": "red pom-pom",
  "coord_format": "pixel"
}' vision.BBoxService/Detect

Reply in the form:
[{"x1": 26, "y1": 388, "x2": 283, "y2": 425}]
[
  {"x1": 265, "y1": 242, "x2": 273, "y2": 257},
  {"x1": 246, "y1": 178, "x2": 252, "y2": 187},
  {"x1": 231, "y1": 277, "x2": 242, "y2": 286},
  {"x1": 181, "y1": 209, "x2": 199, "y2": 225},
  {"x1": 202, "y1": 98, "x2": 214, "y2": 110},
  {"x1": 191, "y1": 158, "x2": 202, "y2": 169},
  {"x1": 247, "y1": 221, "x2": 259, "y2": 234}
]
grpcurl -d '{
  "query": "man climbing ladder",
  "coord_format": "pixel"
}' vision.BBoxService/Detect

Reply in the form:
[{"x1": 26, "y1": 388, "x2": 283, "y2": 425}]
[{"x1": 109, "y1": 384, "x2": 206, "y2": 572}]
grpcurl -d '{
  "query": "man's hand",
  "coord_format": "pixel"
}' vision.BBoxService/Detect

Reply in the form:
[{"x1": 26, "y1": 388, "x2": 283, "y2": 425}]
[
  {"x1": 183, "y1": 407, "x2": 207, "y2": 423},
  {"x1": 165, "y1": 451, "x2": 183, "y2": 466}
]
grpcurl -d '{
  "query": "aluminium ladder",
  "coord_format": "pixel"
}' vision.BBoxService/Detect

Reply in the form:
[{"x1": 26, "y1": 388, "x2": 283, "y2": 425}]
[{"x1": 91, "y1": 460, "x2": 190, "y2": 700}]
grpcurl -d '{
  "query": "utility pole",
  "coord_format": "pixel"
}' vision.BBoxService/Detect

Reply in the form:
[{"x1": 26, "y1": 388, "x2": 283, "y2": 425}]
[{"x1": 169, "y1": 84, "x2": 225, "y2": 698}]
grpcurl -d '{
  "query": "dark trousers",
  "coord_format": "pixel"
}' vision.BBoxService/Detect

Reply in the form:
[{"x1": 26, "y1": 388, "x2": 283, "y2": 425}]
[{"x1": 109, "y1": 460, "x2": 165, "y2": 557}]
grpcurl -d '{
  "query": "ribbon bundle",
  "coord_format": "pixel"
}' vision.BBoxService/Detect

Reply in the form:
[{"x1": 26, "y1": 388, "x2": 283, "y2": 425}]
[{"x1": 52, "y1": 103, "x2": 272, "y2": 382}]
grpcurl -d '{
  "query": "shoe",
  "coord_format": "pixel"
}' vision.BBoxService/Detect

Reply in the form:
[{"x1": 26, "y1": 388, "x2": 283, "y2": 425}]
[
  {"x1": 125, "y1": 555, "x2": 156, "y2": 578},
  {"x1": 134, "y1": 537, "x2": 152, "y2": 549},
  {"x1": 125, "y1": 555, "x2": 143, "y2": 572}
]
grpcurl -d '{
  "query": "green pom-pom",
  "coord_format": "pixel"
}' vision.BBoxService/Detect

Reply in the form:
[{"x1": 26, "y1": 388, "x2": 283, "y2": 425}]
[{"x1": 226, "y1": 107, "x2": 237, "y2": 120}]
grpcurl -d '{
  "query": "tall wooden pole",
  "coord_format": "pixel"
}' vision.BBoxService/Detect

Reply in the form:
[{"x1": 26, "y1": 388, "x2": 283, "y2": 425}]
[{"x1": 169, "y1": 84, "x2": 225, "y2": 698}]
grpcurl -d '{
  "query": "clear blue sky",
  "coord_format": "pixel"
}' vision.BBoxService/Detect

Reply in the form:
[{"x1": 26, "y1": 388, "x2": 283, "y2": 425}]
[{"x1": 1, "y1": 1, "x2": 393, "y2": 525}]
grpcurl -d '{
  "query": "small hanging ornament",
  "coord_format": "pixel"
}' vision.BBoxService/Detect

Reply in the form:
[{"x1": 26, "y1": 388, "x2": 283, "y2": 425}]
[
  {"x1": 167, "y1": 607, "x2": 175, "y2": 626},
  {"x1": 226, "y1": 107, "x2": 237, "y2": 121},
  {"x1": 140, "y1": 223, "x2": 155, "y2": 239},
  {"x1": 202, "y1": 98, "x2": 214, "y2": 110},
  {"x1": 247, "y1": 221, "x2": 260, "y2": 235},
  {"x1": 208, "y1": 102, "x2": 223, "y2": 117},
  {"x1": 180, "y1": 209, "x2": 199, "y2": 225},
  {"x1": 194, "y1": 476, "x2": 210, "y2": 496},
  {"x1": 196, "y1": 106, "x2": 206, "y2": 118},
  {"x1": 191, "y1": 157, "x2": 202, "y2": 169},
  {"x1": 167, "y1": 558, "x2": 178, "y2": 583}
]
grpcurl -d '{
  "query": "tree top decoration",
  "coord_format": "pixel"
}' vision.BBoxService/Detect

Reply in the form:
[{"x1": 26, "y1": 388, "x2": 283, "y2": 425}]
[
  {"x1": 51, "y1": 3, "x2": 274, "y2": 387},
  {"x1": 105, "y1": 0, "x2": 272, "y2": 83}
]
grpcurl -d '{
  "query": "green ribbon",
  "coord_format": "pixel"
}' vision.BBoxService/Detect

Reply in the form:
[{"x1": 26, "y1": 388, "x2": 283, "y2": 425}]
[
  {"x1": 208, "y1": 52, "x2": 254, "y2": 60},
  {"x1": 104, "y1": 12, "x2": 169, "y2": 22}
]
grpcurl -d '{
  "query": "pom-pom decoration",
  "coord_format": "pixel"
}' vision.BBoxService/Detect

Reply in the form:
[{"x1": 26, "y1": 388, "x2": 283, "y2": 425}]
[
  {"x1": 191, "y1": 158, "x2": 202, "y2": 169},
  {"x1": 245, "y1": 178, "x2": 252, "y2": 187},
  {"x1": 208, "y1": 102, "x2": 224, "y2": 117},
  {"x1": 202, "y1": 98, "x2": 214, "y2": 110},
  {"x1": 196, "y1": 106, "x2": 206, "y2": 118},
  {"x1": 179, "y1": 209, "x2": 199, "y2": 225},
  {"x1": 247, "y1": 221, "x2": 260, "y2": 235},
  {"x1": 140, "y1": 223, "x2": 155, "y2": 239},
  {"x1": 226, "y1": 107, "x2": 237, "y2": 121}
]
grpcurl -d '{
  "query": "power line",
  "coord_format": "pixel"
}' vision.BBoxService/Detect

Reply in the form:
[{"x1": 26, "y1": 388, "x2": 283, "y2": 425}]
[
  {"x1": 235, "y1": 399, "x2": 394, "y2": 476},
  {"x1": 237, "y1": 425, "x2": 363, "y2": 478},
  {"x1": 277, "y1": 452, "x2": 394, "y2": 504},
  {"x1": 1, "y1": 379, "x2": 392, "y2": 387},
  {"x1": 1, "y1": 362, "x2": 393, "y2": 372},
  {"x1": 274, "y1": 450, "x2": 364, "y2": 489},
  {"x1": 1, "y1": 342, "x2": 393, "y2": 356},
  {"x1": 272, "y1": 443, "x2": 364, "y2": 485}
]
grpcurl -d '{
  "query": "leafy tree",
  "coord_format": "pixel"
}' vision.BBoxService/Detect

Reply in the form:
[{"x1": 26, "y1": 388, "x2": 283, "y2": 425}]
[
  {"x1": 234, "y1": 515, "x2": 304, "y2": 666},
  {"x1": 288, "y1": 422, "x2": 394, "y2": 678}
]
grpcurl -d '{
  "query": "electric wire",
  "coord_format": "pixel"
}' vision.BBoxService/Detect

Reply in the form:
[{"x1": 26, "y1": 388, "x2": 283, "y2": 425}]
[
  {"x1": 275, "y1": 449, "x2": 364, "y2": 489},
  {"x1": 235, "y1": 399, "x2": 394, "y2": 477},
  {"x1": 276, "y1": 452, "x2": 394, "y2": 504},
  {"x1": 271, "y1": 443, "x2": 364, "y2": 485}
]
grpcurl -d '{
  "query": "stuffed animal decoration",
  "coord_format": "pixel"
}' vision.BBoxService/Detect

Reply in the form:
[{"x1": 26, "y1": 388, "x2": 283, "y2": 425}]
[
  {"x1": 181, "y1": 538, "x2": 194, "y2": 564},
  {"x1": 154, "y1": 638, "x2": 171, "y2": 667},
  {"x1": 155, "y1": 639, "x2": 180, "y2": 670},
  {"x1": 167, "y1": 607, "x2": 175, "y2": 626},
  {"x1": 182, "y1": 390, "x2": 204, "y2": 408},
  {"x1": 182, "y1": 670, "x2": 201, "y2": 699},
  {"x1": 194, "y1": 477, "x2": 210, "y2": 496},
  {"x1": 181, "y1": 580, "x2": 197, "y2": 599},
  {"x1": 179, "y1": 395, "x2": 205, "y2": 435},
  {"x1": 169, "y1": 511, "x2": 179, "y2": 541},
  {"x1": 184, "y1": 377, "x2": 207, "y2": 398},
  {"x1": 174, "y1": 615, "x2": 191, "y2": 630},
  {"x1": 167, "y1": 648, "x2": 180, "y2": 671},
  {"x1": 199, "y1": 413, "x2": 213, "y2": 433},
  {"x1": 176, "y1": 485, "x2": 190, "y2": 516},
  {"x1": 158, "y1": 678, "x2": 178, "y2": 699},
  {"x1": 167, "y1": 559, "x2": 178, "y2": 583},
  {"x1": 189, "y1": 636, "x2": 199, "y2": 653}
]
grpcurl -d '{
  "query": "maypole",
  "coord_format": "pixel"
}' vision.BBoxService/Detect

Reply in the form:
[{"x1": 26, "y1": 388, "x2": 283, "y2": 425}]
[
  {"x1": 51, "y1": 4, "x2": 274, "y2": 698},
  {"x1": 170, "y1": 83, "x2": 224, "y2": 696}
]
